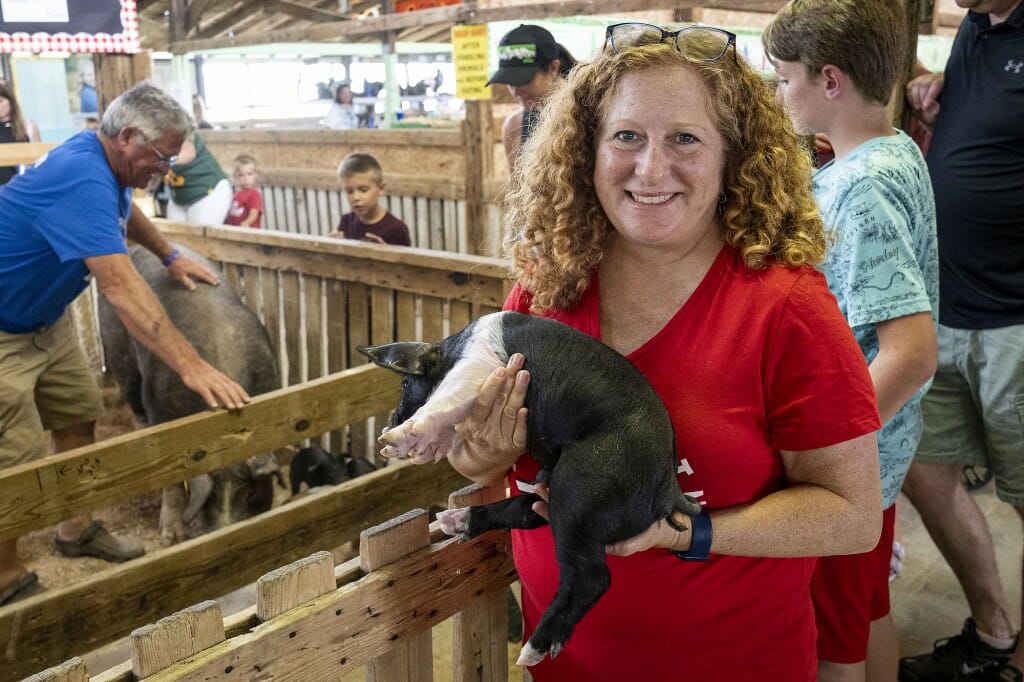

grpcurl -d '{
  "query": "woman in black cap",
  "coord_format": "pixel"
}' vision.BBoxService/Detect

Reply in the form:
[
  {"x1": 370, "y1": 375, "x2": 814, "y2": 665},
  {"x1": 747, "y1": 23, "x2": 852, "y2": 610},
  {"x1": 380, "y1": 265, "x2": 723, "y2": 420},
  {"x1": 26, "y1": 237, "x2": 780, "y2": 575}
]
[{"x1": 487, "y1": 24, "x2": 576, "y2": 173}]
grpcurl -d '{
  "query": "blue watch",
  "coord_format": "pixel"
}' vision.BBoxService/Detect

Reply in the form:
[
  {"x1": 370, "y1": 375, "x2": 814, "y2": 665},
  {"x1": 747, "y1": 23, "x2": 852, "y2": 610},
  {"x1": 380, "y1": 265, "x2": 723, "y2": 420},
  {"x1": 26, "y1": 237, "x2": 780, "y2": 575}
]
[{"x1": 673, "y1": 509, "x2": 712, "y2": 562}]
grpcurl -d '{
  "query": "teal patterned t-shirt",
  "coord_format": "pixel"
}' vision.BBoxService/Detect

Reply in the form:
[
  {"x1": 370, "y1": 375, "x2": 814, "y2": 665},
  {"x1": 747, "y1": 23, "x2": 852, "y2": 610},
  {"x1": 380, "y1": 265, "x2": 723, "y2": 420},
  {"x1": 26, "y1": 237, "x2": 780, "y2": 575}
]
[{"x1": 813, "y1": 130, "x2": 938, "y2": 509}]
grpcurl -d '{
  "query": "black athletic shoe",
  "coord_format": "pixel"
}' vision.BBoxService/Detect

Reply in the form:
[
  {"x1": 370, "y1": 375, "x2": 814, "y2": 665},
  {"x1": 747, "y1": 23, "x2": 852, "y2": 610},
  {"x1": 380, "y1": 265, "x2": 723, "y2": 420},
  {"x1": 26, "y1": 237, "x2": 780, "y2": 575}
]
[{"x1": 900, "y1": 618, "x2": 1016, "y2": 681}]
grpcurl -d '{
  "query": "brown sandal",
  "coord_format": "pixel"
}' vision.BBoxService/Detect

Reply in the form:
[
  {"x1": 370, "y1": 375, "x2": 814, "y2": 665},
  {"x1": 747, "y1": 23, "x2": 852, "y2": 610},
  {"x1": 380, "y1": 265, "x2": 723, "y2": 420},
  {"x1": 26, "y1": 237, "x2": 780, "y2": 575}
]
[{"x1": 0, "y1": 571, "x2": 45, "y2": 606}]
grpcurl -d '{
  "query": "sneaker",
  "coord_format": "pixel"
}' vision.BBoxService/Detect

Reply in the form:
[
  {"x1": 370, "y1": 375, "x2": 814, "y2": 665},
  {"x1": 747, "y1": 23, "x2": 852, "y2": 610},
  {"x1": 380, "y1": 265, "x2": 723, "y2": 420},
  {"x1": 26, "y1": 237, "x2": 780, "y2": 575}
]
[
  {"x1": 0, "y1": 571, "x2": 46, "y2": 606},
  {"x1": 54, "y1": 521, "x2": 145, "y2": 563},
  {"x1": 992, "y1": 664, "x2": 1024, "y2": 681},
  {"x1": 900, "y1": 618, "x2": 1016, "y2": 681}
]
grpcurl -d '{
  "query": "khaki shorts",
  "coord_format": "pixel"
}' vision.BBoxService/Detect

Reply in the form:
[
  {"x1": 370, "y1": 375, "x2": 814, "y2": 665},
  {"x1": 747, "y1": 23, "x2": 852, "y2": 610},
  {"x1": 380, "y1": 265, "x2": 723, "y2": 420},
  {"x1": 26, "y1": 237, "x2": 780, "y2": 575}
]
[
  {"x1": 915, "y1": 323, "x2": 1024, "y2": 505},
  {"x1": 0, "y1": 315, "x2": 105, "y2": 468}
]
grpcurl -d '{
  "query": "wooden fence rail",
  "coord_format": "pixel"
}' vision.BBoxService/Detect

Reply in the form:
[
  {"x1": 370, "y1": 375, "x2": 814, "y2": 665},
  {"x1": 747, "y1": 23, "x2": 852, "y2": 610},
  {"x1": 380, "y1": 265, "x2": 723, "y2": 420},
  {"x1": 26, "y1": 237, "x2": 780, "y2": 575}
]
[{"x1": 26, "y1": 485, "x2": 521, "y2": 682}]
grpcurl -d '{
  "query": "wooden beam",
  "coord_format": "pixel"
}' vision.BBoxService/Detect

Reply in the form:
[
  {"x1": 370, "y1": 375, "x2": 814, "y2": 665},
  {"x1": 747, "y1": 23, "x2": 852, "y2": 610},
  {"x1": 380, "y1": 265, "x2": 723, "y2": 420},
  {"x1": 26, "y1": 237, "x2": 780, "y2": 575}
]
[
  {"x1": 186, "y1": 0, "x2": 219, "y2": 28},
  {"x1": 0, "y1": 364, "x2": 397, "y2": 542},
  {"x1": 0, "y1": 461, "x2": 470, "y2": 680},
  {"x1": 267, "y1": 0, "x2": 346, "y2": 23},
  {"x1": 170, "y1": 0, "x2": 787, "y2": 52},
  {"x1": 0, "y1": 141, "x2": 56, "y2": 166},
  {"x1": 190, "y1": 0, "x2": 253, "y2": 39}
]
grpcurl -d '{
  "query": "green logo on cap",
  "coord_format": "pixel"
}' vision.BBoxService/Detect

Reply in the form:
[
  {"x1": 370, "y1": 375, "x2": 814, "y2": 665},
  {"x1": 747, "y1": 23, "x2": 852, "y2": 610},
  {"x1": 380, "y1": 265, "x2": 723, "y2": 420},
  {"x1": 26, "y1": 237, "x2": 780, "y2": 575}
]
[{"x1": 499, "y1": 43, "x2": 538, "y2": 64}]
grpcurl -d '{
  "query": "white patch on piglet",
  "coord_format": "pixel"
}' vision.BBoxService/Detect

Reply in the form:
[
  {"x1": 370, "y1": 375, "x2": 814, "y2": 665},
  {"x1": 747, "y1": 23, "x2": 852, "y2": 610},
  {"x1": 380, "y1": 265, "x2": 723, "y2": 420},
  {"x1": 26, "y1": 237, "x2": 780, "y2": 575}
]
[{"x1": 378, "y1": 314, "x2": 507, "y2": 462}]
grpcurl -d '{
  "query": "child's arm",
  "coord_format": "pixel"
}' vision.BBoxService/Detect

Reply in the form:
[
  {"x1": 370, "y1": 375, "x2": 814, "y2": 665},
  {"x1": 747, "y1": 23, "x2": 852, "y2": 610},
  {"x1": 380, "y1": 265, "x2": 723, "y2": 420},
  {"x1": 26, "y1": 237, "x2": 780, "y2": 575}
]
[
  {"x1": 869, "y1": 312, "x2": 937, "y2": 424},
  {"x1": 240, "y1": 209, "x2": 260, "y2": 227}
]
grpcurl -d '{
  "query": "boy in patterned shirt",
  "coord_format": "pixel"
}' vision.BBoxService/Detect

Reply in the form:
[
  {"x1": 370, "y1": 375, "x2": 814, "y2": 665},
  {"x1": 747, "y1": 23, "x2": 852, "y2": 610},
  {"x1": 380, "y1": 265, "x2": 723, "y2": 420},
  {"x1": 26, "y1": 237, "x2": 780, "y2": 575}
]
[{"x1": 764, "y1": 2, "x2": 939, "y2": 680}]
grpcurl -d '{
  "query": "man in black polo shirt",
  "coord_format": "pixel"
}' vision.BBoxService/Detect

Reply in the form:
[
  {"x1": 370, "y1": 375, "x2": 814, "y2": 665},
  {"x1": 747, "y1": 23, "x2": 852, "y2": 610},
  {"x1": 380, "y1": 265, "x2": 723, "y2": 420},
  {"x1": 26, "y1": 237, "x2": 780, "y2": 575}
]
[{"x1": 898, "y1": 1, "x2": 1024, "y2": 681}]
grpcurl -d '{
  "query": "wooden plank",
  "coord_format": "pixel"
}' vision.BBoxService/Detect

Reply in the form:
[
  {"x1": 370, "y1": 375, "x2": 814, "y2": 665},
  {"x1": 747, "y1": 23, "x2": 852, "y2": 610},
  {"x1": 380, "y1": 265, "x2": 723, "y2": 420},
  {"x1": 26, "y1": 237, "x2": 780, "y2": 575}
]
[
  {"x1": 429, "y1": 198, "x2": 444, "y2": 252},
  {"x1": 325, "y1": 277, "x2": 350, "y2": 454},
  {"x1": 283, "y1": 187, "x2": 298, "y2": 234},
  {"x1": 0, "y1": 459, "x2": 467, "y2": 680},
  {"x1": 295, "y1": 188, "x2": 309, "y2": 235},
  {"x1": 304, "y1": 275, "x2": 324, "y2": 381},
  {"x1": 260, "y1": 266, "x2": 285, "y2": 383},
  {"x1": 444, "y1": 198, "x2": 459, "y2": 254},
  {"x1": 131, "y1": 601, "x2": 225, "y2": 678},
  {"x1": 316, "y1": 188, "x2": 331, "y2": 236},
  {"x1": 158, "y1": 225, "x2": 508, "y2": 307},
  {"x1": 267, "y1": 0, "x2": 344, "y2": 22},
  {"x1": 0, "y1": 141, "x2": 55, "y2": 166},
  {"x1": 256, "y1": 551, "x2": 336, "y2": 622},
  {"x1": 137, "y1": 522, "x2": 515, "y2": 680},
  {"x1": 241, "y1": 264, "x2": 262, "y2": 322},
  {"x1": 450, "y1": 484, "x2": 510, "y2": 682},
  {"x1": 328, "y1": 188, "x2": 343, "y2": 230},
  {"x1": 361, "y1": 509, "x2": 433, "y2": 682},
  {"x1": 347, "y1": 283, "x2": 371, "y2": 460},
  {"x1": 0, "y1": 363, "x2": 395, "y2": 542},
  {"x1": 20, "y1": 656, "x2": 88, "y2": 682},
  {"x1": 171, "y1": 0, "x2": 786, "y2": 52},
  {"x1": 281, "y1": 271, "x2": 303, "y2": 386},
  {"x1": 421, "y1": 296, "x2": 445, "y2": 346},
  {"x1": 265, "y1": 186, "x2": 278, "y2": 231}
]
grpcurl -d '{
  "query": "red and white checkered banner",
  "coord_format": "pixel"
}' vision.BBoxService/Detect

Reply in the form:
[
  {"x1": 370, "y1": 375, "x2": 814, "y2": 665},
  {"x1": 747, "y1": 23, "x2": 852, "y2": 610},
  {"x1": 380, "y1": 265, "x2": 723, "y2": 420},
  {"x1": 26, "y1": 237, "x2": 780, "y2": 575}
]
[{"x1": 0, "y1": 0, "x2": 140, "y2": 54}]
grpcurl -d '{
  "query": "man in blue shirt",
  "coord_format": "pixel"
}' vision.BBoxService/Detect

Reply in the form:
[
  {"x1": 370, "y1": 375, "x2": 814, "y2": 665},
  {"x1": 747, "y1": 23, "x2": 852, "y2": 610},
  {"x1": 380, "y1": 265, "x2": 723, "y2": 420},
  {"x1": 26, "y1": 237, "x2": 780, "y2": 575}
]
[{"x1": 0, "y1": 82, "x2": 250, "y2": 606}]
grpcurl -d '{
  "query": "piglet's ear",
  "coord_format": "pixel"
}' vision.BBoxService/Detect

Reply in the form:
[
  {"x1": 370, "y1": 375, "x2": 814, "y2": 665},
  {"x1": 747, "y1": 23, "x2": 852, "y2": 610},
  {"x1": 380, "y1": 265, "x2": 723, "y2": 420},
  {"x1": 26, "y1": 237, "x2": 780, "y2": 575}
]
[{"x1": 358, "y1": 342, "x2": 436, "y2": 376}]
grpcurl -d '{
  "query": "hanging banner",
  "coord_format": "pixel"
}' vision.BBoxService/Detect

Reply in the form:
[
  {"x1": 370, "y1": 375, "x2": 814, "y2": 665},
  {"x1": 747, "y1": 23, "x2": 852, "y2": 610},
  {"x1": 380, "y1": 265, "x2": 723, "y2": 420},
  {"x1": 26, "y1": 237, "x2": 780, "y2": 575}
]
[
  {"x1": 452, "y1": 24, "x2": 490, "y2": 101},
  {"x1": 0, "y1": 0, "x2": 140, "y2": 53}
]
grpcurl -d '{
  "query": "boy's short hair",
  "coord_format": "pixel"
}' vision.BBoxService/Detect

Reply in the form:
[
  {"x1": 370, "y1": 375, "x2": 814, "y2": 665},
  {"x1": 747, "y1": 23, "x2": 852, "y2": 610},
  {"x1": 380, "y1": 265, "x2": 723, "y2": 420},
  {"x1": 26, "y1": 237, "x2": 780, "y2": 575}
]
[
  {"x1": 762, "y1": 0, "x2": 907, "y2": 105},
  {"x1": 233, "y1": 154, "x2": 258, "y2": 173},
  {"x1": 338, "y1": 152, "x2": 384, "y2": 185}
]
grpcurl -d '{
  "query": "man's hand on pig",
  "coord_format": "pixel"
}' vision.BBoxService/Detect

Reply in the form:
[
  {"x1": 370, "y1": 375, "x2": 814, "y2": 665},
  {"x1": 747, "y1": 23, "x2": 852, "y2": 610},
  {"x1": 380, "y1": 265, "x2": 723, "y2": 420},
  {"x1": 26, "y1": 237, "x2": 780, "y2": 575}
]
[{"x1": 168, "y1": 253, "x2": 220, "y2": 290}]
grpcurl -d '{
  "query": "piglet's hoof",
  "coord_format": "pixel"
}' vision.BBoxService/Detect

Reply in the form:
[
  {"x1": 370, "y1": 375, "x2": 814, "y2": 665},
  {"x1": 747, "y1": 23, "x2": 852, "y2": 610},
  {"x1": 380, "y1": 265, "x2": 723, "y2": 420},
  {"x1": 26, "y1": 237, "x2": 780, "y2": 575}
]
[
  {"x1": 517, "y1": 641, "x2": 546, "y2": 667},
  {"x1": 436, "y1": 507, "x2": 469, "y2": 538}
]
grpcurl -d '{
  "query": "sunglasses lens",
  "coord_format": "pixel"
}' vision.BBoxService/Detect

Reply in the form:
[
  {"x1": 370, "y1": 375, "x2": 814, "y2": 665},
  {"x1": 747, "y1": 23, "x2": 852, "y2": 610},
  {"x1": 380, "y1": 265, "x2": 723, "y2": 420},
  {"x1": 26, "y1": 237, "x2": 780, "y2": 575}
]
[
  {"x1": 677, "y1": 27, "x2": 732, "y2": 62},
  {"x1": 609, "y1": 24, "x2": 665, "y2": 53}
]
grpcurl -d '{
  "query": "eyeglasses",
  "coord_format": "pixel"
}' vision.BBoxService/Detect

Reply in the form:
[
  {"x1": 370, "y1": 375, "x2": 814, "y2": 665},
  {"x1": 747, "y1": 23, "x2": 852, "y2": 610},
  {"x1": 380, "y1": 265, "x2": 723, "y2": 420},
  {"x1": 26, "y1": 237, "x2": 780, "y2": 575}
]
[
  {"x1": 604, "y1": 23, "x2": 737, "y2": 64},
  {"x1": 141, "y1": 135, "x2": 178, "y2": 169}
]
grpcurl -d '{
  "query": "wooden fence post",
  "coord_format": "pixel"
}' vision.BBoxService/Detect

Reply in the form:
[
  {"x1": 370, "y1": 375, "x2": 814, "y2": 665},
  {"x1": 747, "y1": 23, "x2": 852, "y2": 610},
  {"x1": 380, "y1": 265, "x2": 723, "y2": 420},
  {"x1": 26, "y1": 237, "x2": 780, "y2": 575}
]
[
  {"x1": 449, "y1": 483, "x2": 510, "y2": 682},
  {"x1": 20, "y1": 657, "x2": 87, "y2": 682},
  {"x1": 361, "y1": 508, "x2": 433, "y2": 681},
  {"x1": 257, "y1": 550, "x2": 337, "y2": 622},
  {"x1": 129, "y1": 600, "x2": 224, "y2": 679}
]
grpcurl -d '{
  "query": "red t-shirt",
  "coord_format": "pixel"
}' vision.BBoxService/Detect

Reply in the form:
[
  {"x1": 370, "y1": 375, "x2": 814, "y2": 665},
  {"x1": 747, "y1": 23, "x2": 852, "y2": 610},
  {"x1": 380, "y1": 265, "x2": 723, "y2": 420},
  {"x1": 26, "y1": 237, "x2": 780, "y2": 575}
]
[
  {"x1": 503, "y1": 245, "x2": 880, "y2": 681},
  {"x1": 336, "y1": 211, "x2": 411, "y2": 246},
  {"x1": 225, "y1": 188, "x2": 263, "y2": 228}
]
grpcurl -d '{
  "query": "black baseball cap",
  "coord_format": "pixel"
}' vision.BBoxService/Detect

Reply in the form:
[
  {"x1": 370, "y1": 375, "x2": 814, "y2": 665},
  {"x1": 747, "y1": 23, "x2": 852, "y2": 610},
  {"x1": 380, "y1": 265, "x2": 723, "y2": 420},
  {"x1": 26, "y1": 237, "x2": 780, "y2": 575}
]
[{"x1": 486, "y1": 25, "x2": 560, "y2": 87}]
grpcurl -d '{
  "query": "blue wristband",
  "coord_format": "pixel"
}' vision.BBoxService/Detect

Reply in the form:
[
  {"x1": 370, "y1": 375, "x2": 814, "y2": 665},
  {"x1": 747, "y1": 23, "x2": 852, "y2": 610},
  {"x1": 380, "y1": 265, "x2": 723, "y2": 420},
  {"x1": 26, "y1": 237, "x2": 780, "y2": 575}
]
[
  {"x1": 161, "y1": 249, "x2": 180, "y2": 267},
  {"x1": 673, "y1": 509, "x2": 712, "y2": 562}
]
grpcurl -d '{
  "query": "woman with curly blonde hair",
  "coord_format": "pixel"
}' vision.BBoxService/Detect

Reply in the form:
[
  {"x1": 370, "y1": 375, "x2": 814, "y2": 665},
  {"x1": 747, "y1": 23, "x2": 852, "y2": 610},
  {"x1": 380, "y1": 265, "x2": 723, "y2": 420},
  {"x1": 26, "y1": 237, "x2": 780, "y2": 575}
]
[{"x1": 449, "y1": 24, "x2": 882, "y2": 680}]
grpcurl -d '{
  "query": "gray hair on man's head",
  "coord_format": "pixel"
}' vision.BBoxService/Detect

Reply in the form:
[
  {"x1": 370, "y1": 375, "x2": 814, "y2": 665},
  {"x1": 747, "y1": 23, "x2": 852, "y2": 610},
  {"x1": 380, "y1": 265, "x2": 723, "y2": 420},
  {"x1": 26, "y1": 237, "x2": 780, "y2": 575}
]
[{"x1": 100, "y1": 81, "x2": 195, "y2": 141}]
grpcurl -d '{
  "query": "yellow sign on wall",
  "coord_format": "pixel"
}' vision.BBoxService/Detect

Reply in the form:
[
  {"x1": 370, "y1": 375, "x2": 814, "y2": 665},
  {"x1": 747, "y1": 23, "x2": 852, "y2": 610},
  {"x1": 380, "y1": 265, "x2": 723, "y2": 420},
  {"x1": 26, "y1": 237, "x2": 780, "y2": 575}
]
[{"x1": 451, "y1": 24, "x2": 490, "y2": 100}]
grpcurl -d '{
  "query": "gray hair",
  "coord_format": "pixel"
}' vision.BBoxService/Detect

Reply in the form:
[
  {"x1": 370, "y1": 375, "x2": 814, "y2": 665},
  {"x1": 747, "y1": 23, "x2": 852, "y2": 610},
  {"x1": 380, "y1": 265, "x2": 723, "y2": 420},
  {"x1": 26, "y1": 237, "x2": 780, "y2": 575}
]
[{"x1": 100, "y1": 81, "x2": 195, "y2": 142}]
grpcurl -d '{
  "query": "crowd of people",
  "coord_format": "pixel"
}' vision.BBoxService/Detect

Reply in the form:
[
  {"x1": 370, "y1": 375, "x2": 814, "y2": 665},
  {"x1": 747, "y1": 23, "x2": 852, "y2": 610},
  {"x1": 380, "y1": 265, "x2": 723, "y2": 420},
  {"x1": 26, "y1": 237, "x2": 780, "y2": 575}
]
[{"x1": 1, "y1": 2, "x2": 1021, "y2": 681}]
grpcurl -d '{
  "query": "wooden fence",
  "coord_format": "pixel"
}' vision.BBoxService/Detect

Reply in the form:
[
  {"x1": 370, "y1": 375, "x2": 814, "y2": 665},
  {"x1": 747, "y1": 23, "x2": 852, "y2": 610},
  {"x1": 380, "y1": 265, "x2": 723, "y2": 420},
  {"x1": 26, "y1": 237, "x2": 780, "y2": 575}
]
[
  {"x1": 28, "y1": 484, "x2": 525, "y2": 682},
  {"x1": 202, "y1": 127, "x2": 506, "y2": 257},
  {"x1": 78, "y1": 220, "x2": 511, "y2": 460},
  {"x1": 3, "y1": 224, "x2": 514, "y2": 680}
]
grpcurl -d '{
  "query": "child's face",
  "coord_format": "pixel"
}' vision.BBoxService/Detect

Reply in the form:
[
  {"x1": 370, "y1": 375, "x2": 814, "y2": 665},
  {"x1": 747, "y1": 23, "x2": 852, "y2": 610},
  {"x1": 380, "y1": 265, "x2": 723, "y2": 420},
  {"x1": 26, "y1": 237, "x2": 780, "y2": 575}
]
[
  {"x1": 235, "y1": 163, "x2": 259, "y2": 190},
  {"x1": 342, "y1": 171, "x2": 385, "y2": 220}
]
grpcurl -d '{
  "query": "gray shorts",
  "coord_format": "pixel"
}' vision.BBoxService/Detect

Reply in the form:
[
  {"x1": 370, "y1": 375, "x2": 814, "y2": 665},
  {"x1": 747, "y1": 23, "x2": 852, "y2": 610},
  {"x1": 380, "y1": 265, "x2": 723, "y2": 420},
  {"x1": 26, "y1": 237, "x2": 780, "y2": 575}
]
[
  {"x1": 0, "y1": 315, "x2": 105, "y2": 468},
  {"x1": 915, "y1": 323, "x2": 1024, "y2": 505}
]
